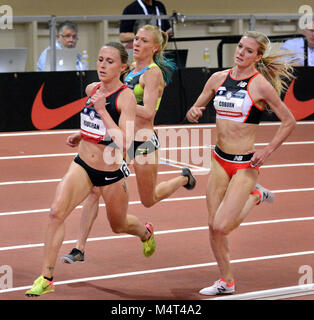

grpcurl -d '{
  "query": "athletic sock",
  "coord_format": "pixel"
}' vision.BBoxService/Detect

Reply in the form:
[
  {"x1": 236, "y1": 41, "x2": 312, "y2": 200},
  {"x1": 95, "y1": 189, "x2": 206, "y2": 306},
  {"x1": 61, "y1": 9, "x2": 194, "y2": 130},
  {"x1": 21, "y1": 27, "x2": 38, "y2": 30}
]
[
  {"x1": 44, "y1": 276, "x2": 53, "y2": 282},
  {"x1": 251, "y1": 189, "x2": 262, "y2": 205}
]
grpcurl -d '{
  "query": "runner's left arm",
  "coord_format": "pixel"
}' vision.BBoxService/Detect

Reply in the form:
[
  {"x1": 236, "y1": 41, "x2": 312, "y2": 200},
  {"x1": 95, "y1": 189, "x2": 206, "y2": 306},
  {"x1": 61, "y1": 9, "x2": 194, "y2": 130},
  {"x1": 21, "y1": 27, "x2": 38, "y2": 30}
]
[{"x1": 250, "y1": 79, "x2": 296, "y2": 167}]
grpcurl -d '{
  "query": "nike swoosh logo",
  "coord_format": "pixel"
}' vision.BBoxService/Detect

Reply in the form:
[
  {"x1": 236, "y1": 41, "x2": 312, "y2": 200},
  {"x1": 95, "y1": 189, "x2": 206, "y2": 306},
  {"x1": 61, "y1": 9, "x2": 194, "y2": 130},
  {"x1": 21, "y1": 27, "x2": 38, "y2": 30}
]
[
  {"x1": 283, "y1": 79, "x2": 314, "y2": 120},
  {"x1": 105, "y1": 176, "x2": 118, "y2": 181},
  {"x1": 31, "y1": 83, "x2": 87, "y2": 130}
]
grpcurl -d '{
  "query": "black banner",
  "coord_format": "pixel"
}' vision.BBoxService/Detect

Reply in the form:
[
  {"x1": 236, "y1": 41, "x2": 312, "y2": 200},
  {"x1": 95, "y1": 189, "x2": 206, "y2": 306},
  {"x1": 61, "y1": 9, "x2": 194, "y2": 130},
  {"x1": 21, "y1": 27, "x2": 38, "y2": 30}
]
[
  {"x1": 156, "y1": 67, "x2": 314, "y2": 124},
  {"x1": 0, "y1": 67, "x2": 313, "y2": 132}
]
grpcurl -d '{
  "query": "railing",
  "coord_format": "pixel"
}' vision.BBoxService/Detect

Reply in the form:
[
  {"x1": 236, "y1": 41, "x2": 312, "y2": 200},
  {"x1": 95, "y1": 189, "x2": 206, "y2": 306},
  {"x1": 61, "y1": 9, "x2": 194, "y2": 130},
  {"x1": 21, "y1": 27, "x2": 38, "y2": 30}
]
[{"x1": 11, "y1": 13, "x2": 303, "y2": 70}]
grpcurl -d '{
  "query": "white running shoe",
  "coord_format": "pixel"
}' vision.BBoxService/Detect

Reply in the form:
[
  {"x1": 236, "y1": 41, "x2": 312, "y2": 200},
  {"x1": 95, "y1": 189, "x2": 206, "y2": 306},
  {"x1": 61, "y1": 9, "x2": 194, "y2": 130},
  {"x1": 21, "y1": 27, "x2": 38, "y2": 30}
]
[
  {"x1": 254, "y1": 184, "x2": 275, "y2": 204},
  {"x1": 199, "y1": 278, "x2": 235, "y2": 296}
]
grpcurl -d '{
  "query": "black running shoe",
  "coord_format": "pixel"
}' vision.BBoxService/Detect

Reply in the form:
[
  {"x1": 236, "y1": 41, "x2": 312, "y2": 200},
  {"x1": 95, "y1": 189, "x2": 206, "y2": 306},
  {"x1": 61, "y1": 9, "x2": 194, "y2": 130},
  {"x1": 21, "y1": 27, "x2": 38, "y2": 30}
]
[
  {"x1": 61, "y1": 248, "x2": 85, "y2": 264},
  {"x1": 181, "y1": 168, "x2": 196, "y2": 190}
]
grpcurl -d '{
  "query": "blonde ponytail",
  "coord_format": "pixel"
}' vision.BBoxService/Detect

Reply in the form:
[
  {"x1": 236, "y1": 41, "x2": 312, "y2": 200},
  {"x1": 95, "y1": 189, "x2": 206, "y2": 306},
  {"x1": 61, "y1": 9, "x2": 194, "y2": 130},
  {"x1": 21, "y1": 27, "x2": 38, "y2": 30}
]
[
  {"x1": 256, "y1": 52, "x2": 295, "y2": 96},
  {"x1": 244, "y1": 31, "x2": 295, "y2": 96},
  {"x1": 142, "y1": 24, "x2": 176, "y2": 85}
]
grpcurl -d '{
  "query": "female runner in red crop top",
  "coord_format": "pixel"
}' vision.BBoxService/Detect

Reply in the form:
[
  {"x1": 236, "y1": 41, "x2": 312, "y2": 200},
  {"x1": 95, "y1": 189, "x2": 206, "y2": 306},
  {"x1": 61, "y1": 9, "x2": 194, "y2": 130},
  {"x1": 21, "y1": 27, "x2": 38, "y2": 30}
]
[
  {"x1": 26, "y1": 43, "x2": 155, "y2": 297},
  {"x1": 60, "y1": 25, "x2": 196, "y2": 265},
  {"x1": 186, "y1": 31, "x2": 296, "y2": 295}
]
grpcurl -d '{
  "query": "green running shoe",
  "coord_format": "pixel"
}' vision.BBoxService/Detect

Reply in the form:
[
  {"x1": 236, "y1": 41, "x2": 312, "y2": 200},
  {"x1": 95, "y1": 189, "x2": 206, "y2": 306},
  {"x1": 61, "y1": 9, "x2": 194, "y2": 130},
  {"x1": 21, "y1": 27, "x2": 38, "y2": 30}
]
[
  {"x1": 142, "y1": 223, "x2": 156, "y2": 257},
  {"x1": 25, "y1": 275, "x2": 54, "y2": 297}
]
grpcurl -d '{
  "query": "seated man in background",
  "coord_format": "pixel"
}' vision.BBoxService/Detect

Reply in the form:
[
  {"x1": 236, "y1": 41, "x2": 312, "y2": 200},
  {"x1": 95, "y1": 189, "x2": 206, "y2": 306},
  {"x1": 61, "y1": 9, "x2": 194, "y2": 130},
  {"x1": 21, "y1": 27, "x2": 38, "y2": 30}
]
[
  {"x1": 120, "y1": 0, "x2": 173, "y2": 52},
  {"x1": 281, "y1": 19, "x2": 314, "y2": 66},
  {"x1": 37, "y1": 21, "x2": 83, "y2": 71}
]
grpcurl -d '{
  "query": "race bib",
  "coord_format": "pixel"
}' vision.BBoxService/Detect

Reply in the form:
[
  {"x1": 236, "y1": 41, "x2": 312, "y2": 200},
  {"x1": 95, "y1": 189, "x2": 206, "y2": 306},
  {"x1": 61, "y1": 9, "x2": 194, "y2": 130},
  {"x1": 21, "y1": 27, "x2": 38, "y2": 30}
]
[
  {"x1": 80, "y1": 107, "x2": 107, "y2": 141},
  {"x1": 214, "y1": 87, "x2": 246, "y2": 117}
]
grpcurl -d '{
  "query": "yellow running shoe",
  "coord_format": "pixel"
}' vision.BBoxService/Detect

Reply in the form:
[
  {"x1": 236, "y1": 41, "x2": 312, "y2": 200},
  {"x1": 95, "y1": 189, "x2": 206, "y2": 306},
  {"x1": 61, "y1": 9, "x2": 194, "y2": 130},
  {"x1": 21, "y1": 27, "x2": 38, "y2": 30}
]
[
  {"x1": 25, "y1": 275, "x2": 54, "y2": 297},
  {"x1": 142, "y1": 223, "x2": 156, "y2": 257}
]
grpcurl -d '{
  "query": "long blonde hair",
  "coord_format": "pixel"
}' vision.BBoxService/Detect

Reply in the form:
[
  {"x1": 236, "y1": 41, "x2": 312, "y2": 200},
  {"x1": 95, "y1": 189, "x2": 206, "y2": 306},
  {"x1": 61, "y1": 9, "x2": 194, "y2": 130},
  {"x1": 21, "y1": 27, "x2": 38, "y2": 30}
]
[
  {"x1": 243, "y1": 31, "x2": 295, "y2": 96},
  {"x1": 141, "y1": 24, "x2": 176, "y2": 84}
]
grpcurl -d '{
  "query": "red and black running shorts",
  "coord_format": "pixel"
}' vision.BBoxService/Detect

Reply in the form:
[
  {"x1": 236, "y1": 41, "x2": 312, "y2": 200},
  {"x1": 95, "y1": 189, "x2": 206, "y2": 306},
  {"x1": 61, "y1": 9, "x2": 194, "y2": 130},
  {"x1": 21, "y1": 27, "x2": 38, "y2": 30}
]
[{"x1": 213, "y1": 145, "x2": 260, "y2": 178}]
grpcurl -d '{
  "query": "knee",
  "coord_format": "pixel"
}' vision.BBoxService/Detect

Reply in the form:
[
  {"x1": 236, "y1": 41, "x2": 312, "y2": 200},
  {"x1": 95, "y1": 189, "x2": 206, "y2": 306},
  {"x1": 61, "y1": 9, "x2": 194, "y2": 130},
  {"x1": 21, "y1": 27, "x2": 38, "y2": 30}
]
[
  {"x1": 49, "y1": 205, "x2": 65, "y2": 224},
  {"x1": 140, "y1": 197, "x2": 155, "y2": 208},
  {"x1": 141, "y1": 200, "x2": 154, "y2": 208},
  {"x1": 110, "y1": 222, "x2": 126, "y2": 234},
  {"x1": 89, "y1": 187, "x2": 101, "y2": 201},
  {"x1": 85, "y1": 192, "x2": 100, "y2": 208},
  {"x1": 209, "y1": 222, "x2": 229, "y2": 237}
]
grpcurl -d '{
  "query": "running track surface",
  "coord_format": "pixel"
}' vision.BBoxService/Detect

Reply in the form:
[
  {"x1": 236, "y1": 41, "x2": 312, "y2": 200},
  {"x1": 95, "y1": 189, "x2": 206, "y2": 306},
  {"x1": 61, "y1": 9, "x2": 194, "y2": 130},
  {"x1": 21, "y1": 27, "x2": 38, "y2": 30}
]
[{"x1": 0, "y1": 122, "x2": 313, "y2": 301}]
